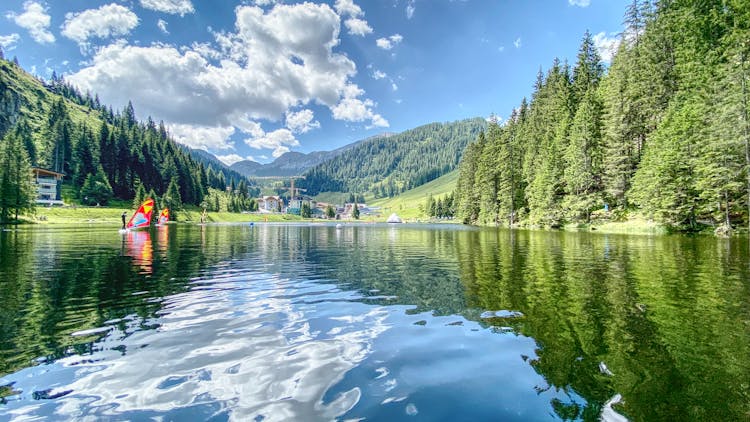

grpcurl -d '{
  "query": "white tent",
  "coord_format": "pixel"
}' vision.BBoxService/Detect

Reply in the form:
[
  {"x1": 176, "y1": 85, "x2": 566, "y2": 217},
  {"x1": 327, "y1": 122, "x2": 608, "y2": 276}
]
[{"x1": 386, "y1": 213, "x2": 402, "y2": 223}]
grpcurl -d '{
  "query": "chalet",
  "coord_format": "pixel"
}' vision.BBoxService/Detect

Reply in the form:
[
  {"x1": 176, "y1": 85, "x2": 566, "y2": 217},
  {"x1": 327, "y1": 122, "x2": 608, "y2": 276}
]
[
  {"x1": 31, "y1": 167, "x2": 64, "y2": 205},
  {"x1": 258, "y1": 195, "x2": 283, "y2": 212}
]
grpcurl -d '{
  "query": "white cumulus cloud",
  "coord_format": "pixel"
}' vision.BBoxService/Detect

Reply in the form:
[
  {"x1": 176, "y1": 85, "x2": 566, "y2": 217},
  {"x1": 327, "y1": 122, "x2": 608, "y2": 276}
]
[
  {"x1": 406, "y1": 0, "x2": 416, "y2": 19},
  {"x1": 140, "y1": 0, "x2": 194, "y2": 16},
  {"x1": 514, "y1": 37, "x2": 521, "y2": 48},
  {"x1": 157, "y1": 19, "x2": 169, "y2": 34},
  {"x1": 334, "y1": 0, "x2": 363, "y2": 17},
  {"x1": 344, "y1": 18, "x2": 372, "y2": 36},
  {"x1": 372, "y1": 69, "x2": 386, "y2": 80},
  {"x1": 593, "y1": 31, "x2": 619, "y2": 63},
  {"x1": 568, "y1": 0, "x2": 591, "y2": 7},
  {"x1": 216, "y1": 153, "x2": 252, "y2": 166},
  {"x1": 245, "y1": 128, "x2": 300, "y2": 158},
  {"x1": 0, "y1": 34, "x2": 21, "y2": 51},
  {"x1": 61, "y1": 4, "x2": 139, "y2": 46},
  {"x1": 334, "y1": 1, "x2": 371, "y2": 37},
  {"x1": 332, "y1": 84, "x2": 388, "y2": 128},
  {"x1": 169, "y1": 124, "x2": 235, "y2": 151},
  {"x1": 68, "y1": 3, "x2": 386, "y2": 154},
  {"x1": 6, "y1": 1, "x2": 55, "y2": 44},
  {"x1": 285, "y1": 109, "x2": 320, "y2": 134},
  {"x1": 376, "y1": 34, "x2": 403, "y2": 50}
]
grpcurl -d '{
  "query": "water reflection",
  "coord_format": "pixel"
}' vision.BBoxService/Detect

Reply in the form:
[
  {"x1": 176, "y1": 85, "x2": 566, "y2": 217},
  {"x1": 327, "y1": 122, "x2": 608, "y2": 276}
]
[{"x1": 0, "y1": 225, "x2": 748, "y2": 420}]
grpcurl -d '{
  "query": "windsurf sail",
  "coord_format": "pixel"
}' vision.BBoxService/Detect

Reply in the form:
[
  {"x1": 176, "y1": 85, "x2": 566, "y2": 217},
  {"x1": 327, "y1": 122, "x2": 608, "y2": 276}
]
[
  {"x1": 158, "y1": 208, "x2": 169, "y2": 225},
  {"x1": 127, "y1": 198, "x2": 155, "y2": 230}
]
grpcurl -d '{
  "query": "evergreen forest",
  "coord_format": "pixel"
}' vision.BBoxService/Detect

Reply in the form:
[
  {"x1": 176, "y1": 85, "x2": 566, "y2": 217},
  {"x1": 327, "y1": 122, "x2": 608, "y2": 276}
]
[
  {"x1": 455, "y1": 0, "x2": 750, "y2": 233},
  {"x1": 0, "y1": 56, "x2": 257, "y2": 222},
  {"x1": 302, "y1": 118, "x2": 486, "y2": 197}
]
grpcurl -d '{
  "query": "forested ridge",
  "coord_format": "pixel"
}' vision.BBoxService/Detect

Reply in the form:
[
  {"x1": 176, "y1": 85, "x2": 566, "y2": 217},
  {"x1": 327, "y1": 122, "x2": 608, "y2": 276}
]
[
  {"x1": 455, "y1": 0, "x2": 750, "y2": 232},
  {"x1": 302, "y1": 118, "x2": 486, "y2": 197},
  {"x1": 0, "y1": 55, "x2": 257, "y2": 221}
]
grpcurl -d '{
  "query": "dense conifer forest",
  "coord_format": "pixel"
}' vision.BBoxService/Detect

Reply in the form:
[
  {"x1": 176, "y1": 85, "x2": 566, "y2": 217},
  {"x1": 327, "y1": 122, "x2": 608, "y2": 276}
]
[
  {"x1": 301, "y1": 118, "x2": 486, "y2": 197},
  {"x1": 455, "y1": 0, "x2": 750, "y2": 232},
  {"x1": 0, "y1": 56, "x2": 257, "y2": 221}
]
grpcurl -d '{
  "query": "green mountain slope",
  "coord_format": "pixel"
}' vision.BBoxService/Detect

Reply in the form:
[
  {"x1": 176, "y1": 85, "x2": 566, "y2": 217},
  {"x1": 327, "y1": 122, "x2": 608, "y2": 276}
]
[
  {"x1": 0, "y1": 59, "x2": 253, "y2": 208},
  {"x1": 1, "y1": 61, "x2": 101, "y2": 147},
  {"x1": 370, "y1": 170, "x2": 459, "y2": 219},
  {"x1": 301, "y1": 118, "x2": 486, "y2": 196}
]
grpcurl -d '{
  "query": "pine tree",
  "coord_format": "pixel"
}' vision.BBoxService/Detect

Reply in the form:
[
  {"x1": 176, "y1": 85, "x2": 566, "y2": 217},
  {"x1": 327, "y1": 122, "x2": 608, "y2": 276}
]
[
  {"x1": 301, "y1": 202, "x2": 311, "y2": 218},
  {"x1": 563, "y1": 90, "x2": 603, "y2": 220},
  {"x1": 600, "y1": 44, "x2": 635, "y2": 208},
  {"x1": 162, "y1": 177, "x2": 182, "y2": 221},
  {"x1": 80, "y1": 166, "x2": 114, "y2": 206},
  {"x1": 455, "y1": 133, "x2": 484, "y2": 224},
  {"x1": 74, "y1": 124, "x2": 98, "y2": 190},
  {"x1": 425, "y1": 194, "x2": 435, "y2": 217},
  {"x1": 132, "y1": 180, "x2": 146, "y2": 209},
  {"x1": 0, "y1": 132, "x2": 35, "y2": 222},
  {"x1": 630, "y1": 95, "x2": 702, "y2": 228},
  {"x1": 352, "y1": 202, "x2": 360, "y2": 219},
  {"x1": 495, "y1": 110, "x2": 524, "y2": 226},
  {"x1": 14, "y1": 120, "x2": 37, "y2": 166},
  {"x1": 476, "y1": 117, "x2": 501, "y2": 225},
  {"x1": 696, "y1": 35, "x2": 750, "y2": 229},
  {"x1": 571, "y1": 30, "x2": 604, "y2": 107}
]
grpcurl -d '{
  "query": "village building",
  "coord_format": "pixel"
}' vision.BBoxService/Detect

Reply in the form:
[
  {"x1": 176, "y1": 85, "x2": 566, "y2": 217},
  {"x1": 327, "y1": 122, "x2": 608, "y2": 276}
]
[
  {"x1": 257, "y1": 195, "x2": 283, "y2": 212},
  {"x1": 31, "y1": 167, "x2": 64, "y2": 206}
]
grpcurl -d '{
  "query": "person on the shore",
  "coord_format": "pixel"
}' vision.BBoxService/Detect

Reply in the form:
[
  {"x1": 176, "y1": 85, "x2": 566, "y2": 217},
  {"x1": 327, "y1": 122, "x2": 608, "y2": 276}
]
[{"x1": 121, "y1": 211, "x2": 127, "y2": 229}]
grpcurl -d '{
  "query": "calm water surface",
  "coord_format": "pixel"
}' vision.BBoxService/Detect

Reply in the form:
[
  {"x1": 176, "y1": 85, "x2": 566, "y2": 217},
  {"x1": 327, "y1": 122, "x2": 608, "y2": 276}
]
[{"x1": 0, "y1": 224, "x2": 749, "y2": 421}]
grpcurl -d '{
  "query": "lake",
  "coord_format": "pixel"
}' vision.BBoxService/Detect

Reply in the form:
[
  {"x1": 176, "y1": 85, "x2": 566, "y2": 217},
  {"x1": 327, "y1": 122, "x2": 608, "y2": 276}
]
[{"x1": 0, "y1": 223, "x2": 748, "y2": 421}]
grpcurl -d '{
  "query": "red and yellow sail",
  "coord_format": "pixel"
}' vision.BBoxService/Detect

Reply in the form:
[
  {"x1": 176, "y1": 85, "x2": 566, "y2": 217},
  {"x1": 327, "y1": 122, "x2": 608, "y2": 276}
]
[
  {"x1": 158, "y1": 208, "x2": 169, "y2": 225},
  {"x1": 126, "y1": 198, "x2": 155, "y2": 230}
]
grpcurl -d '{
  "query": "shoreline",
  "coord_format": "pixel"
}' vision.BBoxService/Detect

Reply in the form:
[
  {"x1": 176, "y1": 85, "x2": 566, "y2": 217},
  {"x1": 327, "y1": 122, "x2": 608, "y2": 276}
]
[{"x1": 7, "y1": 206, "x2": 746, "y2": 237}]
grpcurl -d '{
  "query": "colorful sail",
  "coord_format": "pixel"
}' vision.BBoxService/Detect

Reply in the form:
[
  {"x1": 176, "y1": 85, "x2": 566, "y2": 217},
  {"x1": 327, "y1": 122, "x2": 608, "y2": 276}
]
[
  {"x1": 158, "y1": 208, "x2": 169, "y2": 225},
  {"x1": 127, "y1": 198, "x2": 155, "y2": 230}
]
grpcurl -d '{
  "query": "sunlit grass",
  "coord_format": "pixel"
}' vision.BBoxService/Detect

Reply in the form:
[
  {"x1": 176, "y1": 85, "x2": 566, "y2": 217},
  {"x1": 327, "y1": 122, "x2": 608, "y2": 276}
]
[
  {"x1": 369, "y1": 170, "x2": 458, "y2": 221},
  {"x1": 21, "y1": 205, "x2": 306, "y2": 226}
]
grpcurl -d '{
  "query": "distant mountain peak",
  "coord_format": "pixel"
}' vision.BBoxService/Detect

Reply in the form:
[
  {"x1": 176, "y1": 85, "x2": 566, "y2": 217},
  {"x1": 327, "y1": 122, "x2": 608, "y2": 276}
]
[{"x1": 228, "y1": 133, "x2": 396, "y2": 178}]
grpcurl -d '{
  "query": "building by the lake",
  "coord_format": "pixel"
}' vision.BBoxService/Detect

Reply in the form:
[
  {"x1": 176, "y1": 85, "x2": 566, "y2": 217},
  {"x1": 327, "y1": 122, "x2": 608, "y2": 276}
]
[
  {"x1": 31, "y1": 167, "x2": 64, "y2": 206},
  {"x1": 258, "y1": 195, "x2": 283, "y2": 212}
]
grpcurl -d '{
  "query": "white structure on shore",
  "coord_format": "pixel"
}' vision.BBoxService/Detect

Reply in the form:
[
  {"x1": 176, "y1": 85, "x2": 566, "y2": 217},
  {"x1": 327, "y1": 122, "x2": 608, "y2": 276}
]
[
  {"x1": 258, "y1": 196, "x2": 283, "y2": 212},
  {"x1": 386, "y1": 213, "x2": 402, "y2": 223},
  {"x1": 32, "y1": 167, "x2": 64, "y2": 205}
]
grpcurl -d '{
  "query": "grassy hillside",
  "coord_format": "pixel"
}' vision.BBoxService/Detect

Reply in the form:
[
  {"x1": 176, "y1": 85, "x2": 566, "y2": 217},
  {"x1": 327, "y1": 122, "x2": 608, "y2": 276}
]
[
  {"x1": 1, "y1": 61, "x2": 104, "y2": 149},
  {"x1": 302, "y1": 118, "x2": 485, "y2": 196},
  {"x1": 370, "y1": 170, "x2": 458, "y2": 220}
]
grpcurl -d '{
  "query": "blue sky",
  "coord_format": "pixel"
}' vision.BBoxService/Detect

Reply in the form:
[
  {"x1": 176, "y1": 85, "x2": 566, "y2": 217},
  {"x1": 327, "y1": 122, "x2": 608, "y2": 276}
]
[{"x1": 1, "y1": 0, "x2": 627, "y2": 164}]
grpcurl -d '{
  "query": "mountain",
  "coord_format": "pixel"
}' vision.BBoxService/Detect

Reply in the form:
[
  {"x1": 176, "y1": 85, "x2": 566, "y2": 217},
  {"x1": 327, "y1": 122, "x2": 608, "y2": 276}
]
[
  {"x1": 0, "y1": 58, "x2": 254, "y2": 205},
  {"x1": 229, "y1": 133, "x2": 394, "y2": 178},
  {"x1": 301, "y1": 118, "x2": 486, "y2": 196},
  {"x1": 229, "y1": 159, "x2": 263, "y2": 176},
  {"x1": 187, "y1": 147, "x2": 229, "y2": 169}
]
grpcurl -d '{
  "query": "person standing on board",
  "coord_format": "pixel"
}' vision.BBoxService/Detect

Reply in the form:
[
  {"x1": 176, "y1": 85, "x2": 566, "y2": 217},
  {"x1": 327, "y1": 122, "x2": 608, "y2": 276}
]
[{"x1": 121, "y1": 211, "x2": 127, "y2": 229}]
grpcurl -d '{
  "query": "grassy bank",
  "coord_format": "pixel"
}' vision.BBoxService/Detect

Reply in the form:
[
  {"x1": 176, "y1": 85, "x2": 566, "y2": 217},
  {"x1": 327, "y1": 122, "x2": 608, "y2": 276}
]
[
  {"x1": 563, "y1": 218, "x2": 670, "y2": 235},
  {"x1": 19, "y1": 205, "x2": 305, "y2": 226}
]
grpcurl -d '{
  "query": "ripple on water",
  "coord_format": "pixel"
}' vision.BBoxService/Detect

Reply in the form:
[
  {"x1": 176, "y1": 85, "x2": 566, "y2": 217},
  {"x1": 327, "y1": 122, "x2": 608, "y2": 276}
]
[{"x1": 8, "y1": 224, "x2": 740, "y2": 420}]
